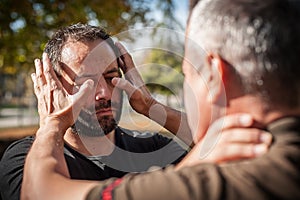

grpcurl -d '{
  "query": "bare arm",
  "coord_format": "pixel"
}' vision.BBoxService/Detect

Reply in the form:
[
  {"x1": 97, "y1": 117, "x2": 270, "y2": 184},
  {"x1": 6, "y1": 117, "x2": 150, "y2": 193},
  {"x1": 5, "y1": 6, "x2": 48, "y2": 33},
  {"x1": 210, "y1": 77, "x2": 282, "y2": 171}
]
[
  {"x1": 112, "y1": 42, "x2": 193, "y2": 146},
  {"x1": 21, "y1": 53, "x2": 99, "y2": 200},
  {"x1": 22, "y1": 124, "x2": 100, "y2": 200}
]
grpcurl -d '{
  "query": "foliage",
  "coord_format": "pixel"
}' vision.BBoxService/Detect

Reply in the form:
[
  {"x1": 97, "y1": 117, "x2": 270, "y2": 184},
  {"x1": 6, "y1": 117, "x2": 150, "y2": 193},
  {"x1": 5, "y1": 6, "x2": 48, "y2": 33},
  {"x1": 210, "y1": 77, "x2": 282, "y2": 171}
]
[
  {"x1": 0, "y1": 0, "x2": 186, "y2": 104},
  {"x1": 142, "y1": 49, "x2": 184, "y2": 96},
  {"x1": 0, "y1": 0, "x2": 155, "y2": 75}
]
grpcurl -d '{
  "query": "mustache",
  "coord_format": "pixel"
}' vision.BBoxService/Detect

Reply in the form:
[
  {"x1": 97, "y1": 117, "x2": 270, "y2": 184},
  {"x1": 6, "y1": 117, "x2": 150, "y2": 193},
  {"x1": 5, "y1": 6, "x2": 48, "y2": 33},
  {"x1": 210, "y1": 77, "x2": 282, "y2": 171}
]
[
  {"x1": 95, "y1": 100, "x2": 112, "y2": 110},
  {"x1": 82, "y1": 100, "x2": 119, "y2": 115}
]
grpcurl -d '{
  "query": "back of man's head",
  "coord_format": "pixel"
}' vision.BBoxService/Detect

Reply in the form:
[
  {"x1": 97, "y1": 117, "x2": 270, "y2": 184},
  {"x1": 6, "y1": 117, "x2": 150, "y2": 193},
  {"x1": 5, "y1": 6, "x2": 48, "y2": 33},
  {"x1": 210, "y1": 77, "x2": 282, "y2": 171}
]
[{"x1": 188, "y1": 0, "x2": 300, "y2": 109}]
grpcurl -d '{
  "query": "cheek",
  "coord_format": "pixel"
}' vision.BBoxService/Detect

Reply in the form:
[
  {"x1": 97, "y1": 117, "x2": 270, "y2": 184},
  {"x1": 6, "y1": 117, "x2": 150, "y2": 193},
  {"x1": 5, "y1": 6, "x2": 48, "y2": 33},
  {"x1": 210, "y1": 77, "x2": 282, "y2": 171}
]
[
  {"x1": 183, "y1": 79, "x2": 201, "y2": 141},
  {"x1": 83, "y1": 88, "x2": 97, "y2": 107},
  {"x1": 111, "y1": 86, "x2": 122, "y2": 103},
  {"x1": 184, "y1": 76, "x2": 211, "y2": 143}
]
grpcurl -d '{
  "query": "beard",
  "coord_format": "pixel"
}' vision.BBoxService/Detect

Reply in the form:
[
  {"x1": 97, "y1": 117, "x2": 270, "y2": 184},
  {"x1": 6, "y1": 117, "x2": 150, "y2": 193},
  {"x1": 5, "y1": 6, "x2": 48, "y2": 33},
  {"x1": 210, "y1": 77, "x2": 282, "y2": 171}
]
[{"x1": 71, "y1": 96, "x2": 123, "y2": 137}]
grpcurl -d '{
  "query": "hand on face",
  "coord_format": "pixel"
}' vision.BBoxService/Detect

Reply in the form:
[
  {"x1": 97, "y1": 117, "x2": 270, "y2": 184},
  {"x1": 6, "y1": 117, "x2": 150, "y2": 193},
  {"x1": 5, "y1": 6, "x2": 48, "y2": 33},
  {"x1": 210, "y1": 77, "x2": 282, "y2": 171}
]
[
  {"x1": 176, "y1": 114, "x2": 273, "y2": 169},
  {"x1": 111, "y1": 42, "x2": 156, "y2": 117},
  {"x1": 31, "y1": 53, "x2": 94, "y2": 133}
]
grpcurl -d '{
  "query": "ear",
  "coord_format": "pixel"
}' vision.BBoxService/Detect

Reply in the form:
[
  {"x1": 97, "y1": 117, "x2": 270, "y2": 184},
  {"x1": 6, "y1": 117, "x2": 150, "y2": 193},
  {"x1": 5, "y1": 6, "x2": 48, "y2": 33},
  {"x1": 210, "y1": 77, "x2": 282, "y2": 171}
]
[{"x1": 205, "y1": 53, "x2": 226, "y2": 105}]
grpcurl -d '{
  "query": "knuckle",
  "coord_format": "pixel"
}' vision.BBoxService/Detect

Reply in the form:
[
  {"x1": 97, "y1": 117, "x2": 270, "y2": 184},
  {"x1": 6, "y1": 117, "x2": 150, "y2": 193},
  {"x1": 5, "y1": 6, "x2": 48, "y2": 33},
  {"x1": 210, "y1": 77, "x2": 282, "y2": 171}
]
[
  {"x1": 232, "y1": 144, "x2": 252, "y2": 157},
  {"x1": 37, "y1": 73, "x2": 44, "y2": 79},
  {"x1": 250, "y1": 130, "x2": 262, "y2": 142},
  {"x1": 245, "y1": 144, "x2": 255, "y2": 156},
  {"x1": 44, "y1": 68, "x2": 51, "y2": 76},
  {"x1": 222, "y1": 129, "x2": 238, "y2": 143}
]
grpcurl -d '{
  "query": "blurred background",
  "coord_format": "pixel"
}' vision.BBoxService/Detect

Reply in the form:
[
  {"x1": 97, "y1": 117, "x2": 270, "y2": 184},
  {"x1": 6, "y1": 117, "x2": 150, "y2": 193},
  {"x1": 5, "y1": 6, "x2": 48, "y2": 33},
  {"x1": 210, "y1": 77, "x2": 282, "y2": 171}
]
[{"x1": 0, "y1": 0, "x2": 199, "y2": 158}]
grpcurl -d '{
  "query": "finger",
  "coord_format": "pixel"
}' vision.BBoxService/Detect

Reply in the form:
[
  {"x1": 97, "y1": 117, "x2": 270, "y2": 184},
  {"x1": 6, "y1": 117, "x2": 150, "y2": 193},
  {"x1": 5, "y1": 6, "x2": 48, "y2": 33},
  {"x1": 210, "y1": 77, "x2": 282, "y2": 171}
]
[
  {"x1": 210, "y1": 114, "x2": 254, "y2": 133},
  {"x1": 112, "y1": 77, "x2": 136, "y2": 97},
  {"x1": 123, "y1": 69, "x2": 145, "y2": 87},
  {"x1": 42, "y1": 53, "x2": 62, "y2": 90},
  {"x1": 221, "y1": 129, "x2": 272, "y2": 145},
  {"x1": 203, "y1": 114, "x2": 253, "y2": 150},
  {"x1": 115, "y1": 42, "x2": 147, "y2": 88},
  {"x1": 34, "y1": 58, "x2": 46, "y2": 86},
  {"x1": 71, "y1": 79, "x2": 94, "y2": 115},
  {"x1": 115, "y1": 41, "x2": 135, "y2": 72},
  {"x1": 31, "y1": 73, "x2": 40, "y2": 95},
  {"x1": 42, "y1": 53, "x2": 57, "y2": 114},
  {"x1": 200, "y1": 143, "x2": 268, "y2": 162},
  {"x1": 117, "y1": 57, "x2": 125, "y2": 73}
]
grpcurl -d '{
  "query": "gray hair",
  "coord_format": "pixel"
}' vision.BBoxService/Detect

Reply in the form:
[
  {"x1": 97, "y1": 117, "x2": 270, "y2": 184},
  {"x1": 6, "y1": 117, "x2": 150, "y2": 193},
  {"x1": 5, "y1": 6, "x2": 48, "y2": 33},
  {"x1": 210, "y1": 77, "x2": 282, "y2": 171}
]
[{"x1": 188, "y1": 0, "x2": 300, "y2": 108}]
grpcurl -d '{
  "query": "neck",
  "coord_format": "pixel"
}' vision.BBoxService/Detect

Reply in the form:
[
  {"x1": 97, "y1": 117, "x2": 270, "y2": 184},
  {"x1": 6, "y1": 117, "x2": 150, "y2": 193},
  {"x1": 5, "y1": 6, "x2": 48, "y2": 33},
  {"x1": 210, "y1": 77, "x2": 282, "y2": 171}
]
[
  {"x1": 64, "y1": 128, "x2": 115, "y2": 156},
  {"x1": 227, "y1": 95, "x2": 300, "y2": 127}
]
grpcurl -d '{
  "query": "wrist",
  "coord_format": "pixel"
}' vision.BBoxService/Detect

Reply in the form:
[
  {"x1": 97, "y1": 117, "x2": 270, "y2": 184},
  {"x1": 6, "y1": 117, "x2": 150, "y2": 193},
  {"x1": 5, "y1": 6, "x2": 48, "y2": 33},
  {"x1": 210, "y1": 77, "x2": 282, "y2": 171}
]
[
  {"x1": 144, "y1": 98, "x2": 159, "y2": 117},
  {"x1": 38, "y1": 118, "x2": 68, "y2": 136}
]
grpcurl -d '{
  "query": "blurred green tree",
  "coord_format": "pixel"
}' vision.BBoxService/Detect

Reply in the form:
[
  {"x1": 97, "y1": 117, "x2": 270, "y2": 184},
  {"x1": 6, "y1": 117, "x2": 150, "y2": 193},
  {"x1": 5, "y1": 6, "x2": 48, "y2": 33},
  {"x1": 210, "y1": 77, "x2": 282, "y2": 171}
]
[
  {"x1": 0, "y1": 0, "x2": 155, "y2": 75},
  {"x1": 141, "y1": 44, "x2": 184, "y2": 108},
  {"x1": 143, "y1": 49, "x2": 183, "y2": 95},
  {"x1": 0, "y1": 0, "x2": 187, "y2": 105}
]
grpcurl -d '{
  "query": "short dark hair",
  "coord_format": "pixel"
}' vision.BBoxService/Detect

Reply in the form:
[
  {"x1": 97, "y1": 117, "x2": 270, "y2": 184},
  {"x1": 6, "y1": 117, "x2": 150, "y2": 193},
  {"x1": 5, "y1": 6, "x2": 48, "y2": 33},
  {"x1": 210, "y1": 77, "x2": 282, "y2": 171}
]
[
  {"x1": 189, "y1": 0, "x2": 300, "y2": 108},
  {"x1": 44, "y1": 23, "x2": 119, "y2": 75}
]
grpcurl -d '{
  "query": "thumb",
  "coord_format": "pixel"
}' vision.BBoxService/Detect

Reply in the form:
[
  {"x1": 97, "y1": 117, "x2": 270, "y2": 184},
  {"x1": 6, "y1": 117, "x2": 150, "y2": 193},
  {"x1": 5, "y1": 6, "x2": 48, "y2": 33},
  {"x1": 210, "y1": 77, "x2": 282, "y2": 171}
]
[
  {"x1": 112, "y1": 77, "x2": 136, "y2": 97},
  {"x1": 72, "y1": 79, "x2": 94, "y2": 109}
]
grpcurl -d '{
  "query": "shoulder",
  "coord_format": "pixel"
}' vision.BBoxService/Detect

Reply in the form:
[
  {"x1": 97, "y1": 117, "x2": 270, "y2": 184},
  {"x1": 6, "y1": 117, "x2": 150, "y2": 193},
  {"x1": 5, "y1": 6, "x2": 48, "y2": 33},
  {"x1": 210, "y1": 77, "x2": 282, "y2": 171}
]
[
  {"x1": 117, "y1": 127, "x2": 172, "y2": 144},
  {"x1": 115, "y1": 127, "x2": 187, "y2": 157},
  {"x1": 0, "y1": 136, "x2": 35, "y2": 199},
  {"x1": 115, "y1": 127, "x2": 172, "y2": 152},
  {"x1": 117, "y1": 126, "x2": 157, "y2": 138},
  {"x1": 1, "y1": 136, "x2": 34, "y2": 161}
]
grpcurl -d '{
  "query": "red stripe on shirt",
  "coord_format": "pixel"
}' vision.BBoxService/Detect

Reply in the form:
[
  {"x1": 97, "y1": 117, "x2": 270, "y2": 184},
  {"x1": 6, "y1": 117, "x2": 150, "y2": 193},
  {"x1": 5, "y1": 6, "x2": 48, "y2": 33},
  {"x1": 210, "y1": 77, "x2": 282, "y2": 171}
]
[{"x1": 102, "y1": 178, "x2": 123, "y2": 200}]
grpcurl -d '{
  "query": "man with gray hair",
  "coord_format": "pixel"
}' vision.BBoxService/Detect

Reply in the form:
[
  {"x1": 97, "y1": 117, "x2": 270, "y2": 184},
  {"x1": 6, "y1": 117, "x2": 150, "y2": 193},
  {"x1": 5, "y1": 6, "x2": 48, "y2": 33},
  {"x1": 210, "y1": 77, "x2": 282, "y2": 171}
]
[{"x1": 21, "y1": 0, "x2": 300, "y2": 199}]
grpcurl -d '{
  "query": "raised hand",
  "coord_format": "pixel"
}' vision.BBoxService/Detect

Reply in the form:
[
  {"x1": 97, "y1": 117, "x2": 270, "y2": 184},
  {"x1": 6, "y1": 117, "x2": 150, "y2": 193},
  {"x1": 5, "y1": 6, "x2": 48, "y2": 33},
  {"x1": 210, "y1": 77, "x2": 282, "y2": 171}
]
[
  {"x1": 31, "y1": 53, "x2": 94, "y2": 133},
  {"x1": 112, "y1": 42, "x2": 157, "y2": 116},
  {"x1": 112, "y1": 42, "x2": 193, "y2": 145},
  {"x1": 176, "y1": 114, "x2": 272, "y2": 170}
]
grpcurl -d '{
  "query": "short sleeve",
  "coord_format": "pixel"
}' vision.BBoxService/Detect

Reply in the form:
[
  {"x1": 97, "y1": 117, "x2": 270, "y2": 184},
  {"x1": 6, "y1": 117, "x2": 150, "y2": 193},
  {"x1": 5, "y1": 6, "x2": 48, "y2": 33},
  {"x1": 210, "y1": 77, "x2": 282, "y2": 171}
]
[{"x1": 0, "y1": 137, "x2": 34, "y2": 200}]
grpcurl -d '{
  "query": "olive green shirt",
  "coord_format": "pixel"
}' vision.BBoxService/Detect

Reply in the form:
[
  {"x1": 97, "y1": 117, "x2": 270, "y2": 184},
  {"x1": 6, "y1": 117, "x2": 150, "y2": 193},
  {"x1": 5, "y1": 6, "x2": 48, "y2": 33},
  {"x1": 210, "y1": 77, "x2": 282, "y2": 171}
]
[{"x1": 87, "y1": 117, "x2": 300, "y2": 200}]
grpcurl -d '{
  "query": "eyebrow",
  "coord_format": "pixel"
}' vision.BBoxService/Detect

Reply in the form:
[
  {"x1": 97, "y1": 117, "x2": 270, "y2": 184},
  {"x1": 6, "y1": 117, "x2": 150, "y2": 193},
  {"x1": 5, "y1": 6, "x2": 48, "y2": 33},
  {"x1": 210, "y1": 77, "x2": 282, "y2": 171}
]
[
  {"x1": 104, "y1": 68, "x2": 119, "y2": 75},
  {"x1": 76, "y1": 73, "x2": 98, "y2": 80},
  {"x1": 76, "y1": 67, "x2": 119, "y2": 80}
]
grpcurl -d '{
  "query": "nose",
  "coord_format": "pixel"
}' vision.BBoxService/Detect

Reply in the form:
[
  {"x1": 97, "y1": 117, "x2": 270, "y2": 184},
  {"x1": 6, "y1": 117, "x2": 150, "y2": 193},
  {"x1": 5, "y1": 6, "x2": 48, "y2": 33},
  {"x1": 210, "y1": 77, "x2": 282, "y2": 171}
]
[{"x1": 95, "y1": 77, "x2": 111, "y2": 101}]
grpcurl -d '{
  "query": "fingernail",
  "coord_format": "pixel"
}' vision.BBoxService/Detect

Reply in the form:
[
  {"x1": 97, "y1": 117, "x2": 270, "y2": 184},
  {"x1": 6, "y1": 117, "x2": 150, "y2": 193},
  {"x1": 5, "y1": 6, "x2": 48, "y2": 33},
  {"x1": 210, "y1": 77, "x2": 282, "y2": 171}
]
[
  {"x1": 85, "y1": 80, "x2": 94, "y2": 89},
  {"x1": 239, "y1": 114, "x2": 252, "y2": 126},
  {"x1": 254, "y1": 144, "x2": 267, "y2": 155},
  {"x1": 111, "y1": 77, "x2": 119, "y2": 85},
  {"x1": 260, "y1": 132, "x2": 272, "y2": 144},
  {"x1": 31, "y1": 73, "x2": 35, "y2": 79}
]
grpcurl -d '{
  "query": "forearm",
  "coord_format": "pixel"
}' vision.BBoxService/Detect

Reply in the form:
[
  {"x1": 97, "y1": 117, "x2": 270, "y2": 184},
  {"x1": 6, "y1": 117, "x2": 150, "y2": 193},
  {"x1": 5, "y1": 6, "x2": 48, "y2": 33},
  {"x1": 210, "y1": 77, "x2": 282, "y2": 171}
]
[
  {"x1": 87, "y1": 165, "x2": 222, "y2": 200},
  {"x1": 30, "y1": 123, "x2": 69, "y2": 177},
  {"x1": 146, "y1": 101, "x2": 193, "y2": 147},
  {"x1": 113, "y1": 42, "x2": 193, "y2": 146},
  {"x1": 21, "y1": 124, "x2": 111, "y2": 200},
  {"x1": 21, "y1": 122, "x2": 69, "y2": 199}
]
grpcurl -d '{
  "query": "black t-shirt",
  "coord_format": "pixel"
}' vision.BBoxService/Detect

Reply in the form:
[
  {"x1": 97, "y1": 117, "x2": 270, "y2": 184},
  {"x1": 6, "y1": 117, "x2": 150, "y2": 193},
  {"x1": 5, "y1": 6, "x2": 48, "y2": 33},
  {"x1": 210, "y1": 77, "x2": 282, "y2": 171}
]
[{"x1": 0, "y1": 126, "x2": 187, "y2": 200}]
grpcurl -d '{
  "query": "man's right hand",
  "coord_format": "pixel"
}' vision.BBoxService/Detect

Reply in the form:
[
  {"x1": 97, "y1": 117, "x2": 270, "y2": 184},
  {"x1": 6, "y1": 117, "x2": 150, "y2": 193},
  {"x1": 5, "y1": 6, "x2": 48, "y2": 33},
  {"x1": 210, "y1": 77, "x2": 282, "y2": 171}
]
[
  {"x1": 176, "y1": 114, "x2": 272, "y2": 170},
  {"x1": 112, "y1": 42, "x2": 193, "y2": 145},
  {"x1": 31, "y1": 53, "x2": 94, "y2": 133},
  {"x1": 112, "y1": 42, "x2": 157, "y2": 116}
]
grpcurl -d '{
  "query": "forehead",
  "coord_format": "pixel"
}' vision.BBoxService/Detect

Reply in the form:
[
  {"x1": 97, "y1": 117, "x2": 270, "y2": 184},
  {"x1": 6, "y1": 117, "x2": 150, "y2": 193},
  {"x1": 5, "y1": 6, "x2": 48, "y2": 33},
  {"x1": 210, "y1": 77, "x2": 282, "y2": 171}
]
[{"x1": 61, "y1": 38, "x2": 117, "y2": 76}]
